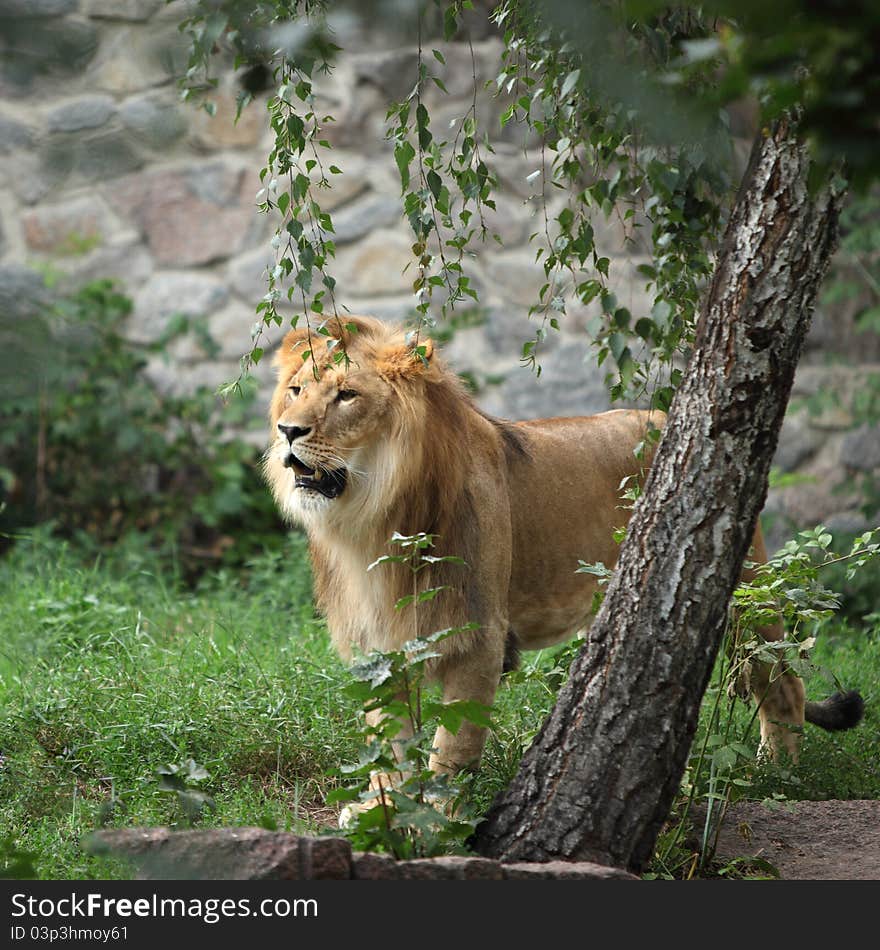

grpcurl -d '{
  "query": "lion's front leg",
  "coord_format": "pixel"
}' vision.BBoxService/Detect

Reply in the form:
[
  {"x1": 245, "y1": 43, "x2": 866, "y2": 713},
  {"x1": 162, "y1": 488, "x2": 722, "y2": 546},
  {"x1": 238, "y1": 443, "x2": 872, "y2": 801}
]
[
  {"x1": 338, "y1": 697, "x2": 414, "y2": 827},
  {"x1": 429, "y1": 632, "x2": 505, "y2": 776}
]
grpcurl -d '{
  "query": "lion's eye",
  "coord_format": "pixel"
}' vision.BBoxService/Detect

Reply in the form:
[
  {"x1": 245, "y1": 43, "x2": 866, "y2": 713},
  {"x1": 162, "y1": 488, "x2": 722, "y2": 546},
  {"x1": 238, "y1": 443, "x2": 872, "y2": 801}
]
[
  {"x1": 336, "y1": 389, "x2": 358, "y2": 403},
  {"x1": 288, "y1": 385, "x2": 301, "y2": 396}
]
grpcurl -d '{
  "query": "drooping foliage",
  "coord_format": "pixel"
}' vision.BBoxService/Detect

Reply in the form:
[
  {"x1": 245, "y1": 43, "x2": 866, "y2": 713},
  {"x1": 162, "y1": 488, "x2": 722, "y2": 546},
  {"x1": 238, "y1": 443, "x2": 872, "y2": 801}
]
[{"x1": 176, "y1": 0, "x2": 877, "y2": 410}]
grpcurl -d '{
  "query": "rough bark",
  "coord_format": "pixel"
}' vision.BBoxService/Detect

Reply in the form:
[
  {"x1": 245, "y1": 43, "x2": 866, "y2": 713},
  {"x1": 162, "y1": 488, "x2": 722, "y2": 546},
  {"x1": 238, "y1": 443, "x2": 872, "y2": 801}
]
[{"x1": 471, "y1": 115, "x2": 845, "y2": 872}]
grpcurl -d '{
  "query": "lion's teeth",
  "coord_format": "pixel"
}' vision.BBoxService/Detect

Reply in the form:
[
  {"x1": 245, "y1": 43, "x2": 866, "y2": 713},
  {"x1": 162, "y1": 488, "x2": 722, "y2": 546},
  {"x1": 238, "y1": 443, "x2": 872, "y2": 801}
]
[{"x1": 313, "y1": 469, "x2": 323, "y2": 481}]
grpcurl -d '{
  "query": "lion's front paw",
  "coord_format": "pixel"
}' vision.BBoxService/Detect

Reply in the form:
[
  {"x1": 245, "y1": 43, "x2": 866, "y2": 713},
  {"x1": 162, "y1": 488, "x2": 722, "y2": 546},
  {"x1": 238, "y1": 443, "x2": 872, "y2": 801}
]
[
  {"x1": 337, "y1": 787, "x2": 388, "y2": 828},
  {"x1": 338, "y1": 803, "x2": 365, "y2": 829}
]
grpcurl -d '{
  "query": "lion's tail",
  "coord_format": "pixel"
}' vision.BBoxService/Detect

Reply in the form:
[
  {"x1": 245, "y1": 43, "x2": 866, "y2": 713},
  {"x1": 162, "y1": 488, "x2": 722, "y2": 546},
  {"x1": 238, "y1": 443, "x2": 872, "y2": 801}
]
[{"x1": 804, "y1": 690, "x2": 865, "y2": 732}]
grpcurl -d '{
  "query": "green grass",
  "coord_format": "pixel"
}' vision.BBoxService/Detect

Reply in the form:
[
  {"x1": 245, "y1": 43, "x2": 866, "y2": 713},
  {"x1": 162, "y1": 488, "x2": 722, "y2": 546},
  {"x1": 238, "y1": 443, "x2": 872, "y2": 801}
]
[
  {"x1": 1, "y1": 530, "x2": 878, "y2": 879},
  {"x1": 730, "y1": 625, "x2": 880, "y2": 801},
  {"x1": 0, "y1": 531, "x2": 355, "y2": 878}
]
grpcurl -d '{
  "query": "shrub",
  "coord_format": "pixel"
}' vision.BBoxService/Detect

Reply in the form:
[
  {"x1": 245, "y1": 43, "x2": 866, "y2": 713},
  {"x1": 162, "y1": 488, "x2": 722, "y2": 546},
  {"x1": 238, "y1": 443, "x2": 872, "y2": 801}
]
[{"x1": 0, "y1": 279, "x2": 284, "y2": 572}]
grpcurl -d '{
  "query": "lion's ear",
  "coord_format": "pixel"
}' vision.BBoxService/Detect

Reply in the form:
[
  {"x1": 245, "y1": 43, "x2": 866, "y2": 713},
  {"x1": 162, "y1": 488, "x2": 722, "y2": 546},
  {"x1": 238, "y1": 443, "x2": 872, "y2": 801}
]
[
  {"x1": 274, "y1": 326, "x2": 312, "y2": 374},
  {"x1": 376, "y1": 338, "x2": 434, "y2": 381}
]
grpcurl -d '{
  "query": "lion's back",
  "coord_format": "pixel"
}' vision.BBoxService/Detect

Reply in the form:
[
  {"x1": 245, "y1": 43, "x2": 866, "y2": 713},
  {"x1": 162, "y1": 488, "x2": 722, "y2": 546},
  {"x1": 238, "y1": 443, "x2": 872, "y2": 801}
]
[{"x1": 504, "y1": 408, "x2": 665, "y2": 647}]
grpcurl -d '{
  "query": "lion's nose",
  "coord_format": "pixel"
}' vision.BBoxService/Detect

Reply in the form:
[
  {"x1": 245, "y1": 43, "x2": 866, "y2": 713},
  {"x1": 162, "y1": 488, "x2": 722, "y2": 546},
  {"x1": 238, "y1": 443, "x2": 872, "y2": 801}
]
[{"x1": 278, "y1": 423, "x2": 311, "y2": 444}]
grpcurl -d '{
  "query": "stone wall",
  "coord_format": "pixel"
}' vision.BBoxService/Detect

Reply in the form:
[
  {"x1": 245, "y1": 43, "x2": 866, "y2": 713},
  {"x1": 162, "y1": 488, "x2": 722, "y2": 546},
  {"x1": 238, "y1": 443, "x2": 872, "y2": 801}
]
[{"x1": 2, "y1": 0, "x2": 879, "y2": 548}]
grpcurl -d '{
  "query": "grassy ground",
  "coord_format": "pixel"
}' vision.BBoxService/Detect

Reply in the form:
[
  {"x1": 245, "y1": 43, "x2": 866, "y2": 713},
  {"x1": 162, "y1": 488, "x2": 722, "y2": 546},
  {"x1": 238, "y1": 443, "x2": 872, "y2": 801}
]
[{"x1": 1, "y1": 530, "x2": 878, "y2": 879}]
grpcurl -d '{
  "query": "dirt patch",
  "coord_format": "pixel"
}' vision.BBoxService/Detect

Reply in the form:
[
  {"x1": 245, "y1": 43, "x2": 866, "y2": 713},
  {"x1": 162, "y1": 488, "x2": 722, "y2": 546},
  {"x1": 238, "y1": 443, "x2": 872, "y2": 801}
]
[{"x1": 698, "y1": 800, "x2": 880, "y2": 879}]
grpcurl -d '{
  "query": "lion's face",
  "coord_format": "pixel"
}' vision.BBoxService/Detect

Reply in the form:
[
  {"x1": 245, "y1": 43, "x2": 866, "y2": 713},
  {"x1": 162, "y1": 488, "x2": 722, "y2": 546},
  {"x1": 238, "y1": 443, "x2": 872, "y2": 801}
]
[{"x1": 264, "y1": 317, "x2": 433, "y2": 528}]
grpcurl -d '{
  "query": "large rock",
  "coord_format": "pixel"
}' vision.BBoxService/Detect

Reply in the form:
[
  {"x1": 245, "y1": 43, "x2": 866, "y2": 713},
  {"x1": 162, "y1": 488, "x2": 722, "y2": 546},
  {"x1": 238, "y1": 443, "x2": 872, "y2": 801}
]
[
  {"x1": 420, "y1": 39, "x2": 504, "y2": 101},
  {"x1": 53, "y1": 237, "x2": 154, "y2": 292},
  {"x1": 90, "y1": 22, "x2": 189, "y2": 93},
  {"x1": 86, "y1": 827, "x2": 639, "y2": 880},
  {"x1": 21, "y1": 195, "x2": 112, "y2": 255},
  {"x1": 766, "y1": 436, "x2": 854, "y2": 534},
  {"x1": 342, "y1": 295, "x2": 418, "y2": 325},
  {"x1": 773, "y1": 411, "x2": 826, "y2": 473},
  {"x1": 144, "y1": 356, "x2": 241, "y2": 396},
  {"x1": 85, "y1": 0, "x2": 162, "y2": 21},
  {"x1": 478, "y1": 191, "x2": 537, "y2": 247},
  {"x1": 502, "y1": 861, "x2": 636, "y2": 880},
  {"x1": 477, "y1": 339, "x2": 612, "y2": 421},
  {"x1": 120, "y1": 91, "x2": 187, "y2": 147},
  {"x1": 0, "y1": 0, "x2": 78, "y2": 16},
  {"x1": 0, "y1": 17, "x2": 99, "y2": 90},
  {"x1": 47, "y1": 95, "x2": 116, "y2": 133},
  {"x1": 227, "y1": 246, "x2": 276, "y2": 305},
  {"x1": 207, "y1": 301, "x2": 266, "y2": 359},
  {"x1": 307, "y1": 154, "x2": 370, "y2": 211},
  {"x1": 396, "y1": 856, "x2": 504, "y2": 880},
  {"x1": 130, "y1": 270, "x2": 230, "y2": 343},
  {"x1": 441, "y1": 322, "x2": 516, "y2": 388},
  {"x1": 0, "y1": 112, "x2": 34, "y2": 152},
  {"x1": 334, "y1": 228, "x2": 414, "y2": 296},
  {"x1": 483, "y1": 302, "x2": 563, "y2": 361},
  {"x1": 86, "y1": 829, "x2": 351, "y2": 881},
  {"x1": 191, "y1": 82, "x2": 267, "y2": 150},
  {"x1": 108, "y1": 163, "x2": 256, "y2": 266},
  {"x1": 330, "y1": 193, "x2": 400, "y2": 246},
  {"x1": 0, "y1": 264, "x2": 51, "y2": 322},
  {"x1": 37, "y1": 128, "x2": 144, "y2": 190},
  {"x1": 482, "y1": 250, "x2": 549, "y2": 308},
  {"x1": 351, "y1": 48, "x2": 420, "y2": 102},
  {"x1": 841, "y1": 423, "x2": 880, "y2": 473},
  {"x1": 76, "y1": 128, "x2": 145, "y2": 180},
  {"x1": 0, "y1": 267, "x2": 53, "y2": 400},
  {"x1": 317, "y1": 79, "x2": 387, "y2": 150},
  {"x1": 492, "y1": 145, "x2": 547, "y2": 199}
]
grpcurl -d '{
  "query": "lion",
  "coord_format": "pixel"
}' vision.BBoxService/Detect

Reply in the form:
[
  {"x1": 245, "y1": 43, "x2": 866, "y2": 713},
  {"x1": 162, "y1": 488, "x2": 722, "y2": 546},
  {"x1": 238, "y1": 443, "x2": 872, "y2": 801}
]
[{"x1": 264, "y1": 314, "x2": 863, "y2": 789}]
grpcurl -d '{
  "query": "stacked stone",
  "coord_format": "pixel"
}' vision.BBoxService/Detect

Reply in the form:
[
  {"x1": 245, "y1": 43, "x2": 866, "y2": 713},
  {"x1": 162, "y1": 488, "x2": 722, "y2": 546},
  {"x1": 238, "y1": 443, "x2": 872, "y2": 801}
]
[
  {"x1": 0, "y1": 1, "x2": 877, "y2": 536},
  {"x1": 86, "y1": 827, "x2": 638, "y2": 880},
  {"x1": 0, "y1": 1, "x2": 628, "y2": 409}
]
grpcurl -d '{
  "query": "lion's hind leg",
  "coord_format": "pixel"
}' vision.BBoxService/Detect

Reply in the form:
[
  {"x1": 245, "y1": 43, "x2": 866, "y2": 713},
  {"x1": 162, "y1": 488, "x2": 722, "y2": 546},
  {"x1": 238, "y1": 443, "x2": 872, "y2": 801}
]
[
  {"x1": 428, "y1": 632, "x2": 506, "y2": 777},
  {"x1": 738, "y1": 527, "x2": 807, "y2": 762},
  {"x1": 747, "y1": 627, "x2": 807, "y2": 762}
]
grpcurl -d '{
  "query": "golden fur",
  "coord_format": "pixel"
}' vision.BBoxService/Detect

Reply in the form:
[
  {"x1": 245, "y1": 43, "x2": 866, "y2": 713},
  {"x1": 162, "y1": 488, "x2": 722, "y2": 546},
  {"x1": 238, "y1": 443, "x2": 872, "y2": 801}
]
[{"x1": 265, "y1": 315, "x2": 829, "y2": 775}]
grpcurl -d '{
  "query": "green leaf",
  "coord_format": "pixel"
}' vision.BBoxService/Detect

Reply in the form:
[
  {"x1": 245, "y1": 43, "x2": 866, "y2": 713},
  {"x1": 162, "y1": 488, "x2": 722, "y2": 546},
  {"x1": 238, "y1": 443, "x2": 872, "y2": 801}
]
[
  {"x1": 560, "y1": 69, "x2": 580, "y2": 99},
  {"x1": 394, "y1": 140, "x2": 416, "y2": 192},
  {"x1": 651, "y1": 299, "x2": 672, "y2": 327},
  {"x1": 443, "y1": 5, "x2": 458, "y2": 40},
  {"x1": 427, "y1": 169, "x2": 443, "y2": 201},
  {"x1": 608, "y1": 332, "x2": 627, "y2": 363},
  {"x1": 425, "y1": 699, "x2": 493, "y2": 735},
  {"x1": 394, "y1": 586, "x2": 449, "y2": 610},
  {"x1": 349, "y1": 654, "x2": 394, "y2": 687},
  {"x1": 635, "y1": 317, "x2": 656, "y2": 340},
  {"x1": 416, "y1": 103, "x2": 432, "y2": 150}
]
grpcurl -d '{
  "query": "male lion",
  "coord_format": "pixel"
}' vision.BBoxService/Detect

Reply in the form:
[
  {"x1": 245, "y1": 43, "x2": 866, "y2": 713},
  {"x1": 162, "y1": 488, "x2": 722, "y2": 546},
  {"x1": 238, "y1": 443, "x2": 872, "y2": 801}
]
[{"x1": 264, "y1": 315, "x2": 862, "y2": 788}]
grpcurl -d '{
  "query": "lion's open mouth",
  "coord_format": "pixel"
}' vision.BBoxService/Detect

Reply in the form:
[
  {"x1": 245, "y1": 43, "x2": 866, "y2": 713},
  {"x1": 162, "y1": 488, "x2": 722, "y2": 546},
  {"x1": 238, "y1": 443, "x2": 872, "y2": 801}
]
[{"x1": 284, "y1": 453, "x2": 348, "y2": 499}]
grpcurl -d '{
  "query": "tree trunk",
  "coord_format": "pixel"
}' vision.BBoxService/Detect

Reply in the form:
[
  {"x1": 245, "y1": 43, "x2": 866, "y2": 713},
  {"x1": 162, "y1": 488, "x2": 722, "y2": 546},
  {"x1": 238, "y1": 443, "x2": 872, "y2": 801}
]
[{"x1": 471, "y1": 115, "x2": 845, "y2": 872}]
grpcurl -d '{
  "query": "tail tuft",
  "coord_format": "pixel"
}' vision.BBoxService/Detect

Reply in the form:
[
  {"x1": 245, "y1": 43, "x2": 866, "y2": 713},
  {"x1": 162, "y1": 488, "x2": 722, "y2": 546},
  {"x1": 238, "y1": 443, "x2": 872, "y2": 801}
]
[
  {"x1": 502, "y1": 629, "x2": 521, "y2": 674},
  {"x1": 805, "y1": 690, "x2": 865, "y2": 732}
]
